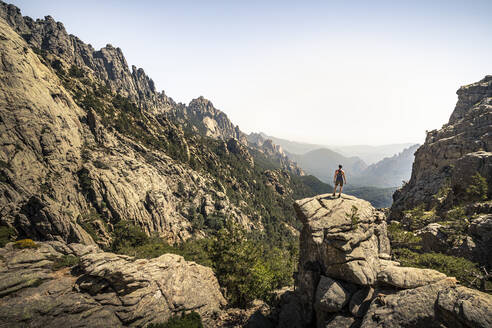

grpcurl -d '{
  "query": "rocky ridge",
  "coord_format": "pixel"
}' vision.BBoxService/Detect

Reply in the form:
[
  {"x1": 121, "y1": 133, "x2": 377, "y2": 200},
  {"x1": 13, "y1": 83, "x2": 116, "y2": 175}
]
[
  {"x1": 392, "y1": 76, "x2": 492, "y2": 215},
  {"x1": 0, "y1": 0, "x2": 301, "y2": 174},
  {"x1": 0, "y1": 16, "x2": 258, "y2": 244},
  {"x1": 0, "y1": 1, "x2": 311, "y2": 247}
]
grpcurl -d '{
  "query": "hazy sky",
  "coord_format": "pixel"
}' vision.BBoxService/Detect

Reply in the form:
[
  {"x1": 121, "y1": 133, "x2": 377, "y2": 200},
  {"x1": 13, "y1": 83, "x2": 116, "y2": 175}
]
[{"x1": 9, "y1": 0, "x2": 492, "y2": 145}]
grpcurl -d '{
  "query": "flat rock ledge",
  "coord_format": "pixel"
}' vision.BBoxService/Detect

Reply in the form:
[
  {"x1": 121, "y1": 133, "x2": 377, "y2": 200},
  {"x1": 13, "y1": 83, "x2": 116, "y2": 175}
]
[
  {"x1": 0, "y1": 241, "x2": 225, "y2": 328},
  {"x1": 275, "y1": 193, "x2": 492, "y2": 328}
]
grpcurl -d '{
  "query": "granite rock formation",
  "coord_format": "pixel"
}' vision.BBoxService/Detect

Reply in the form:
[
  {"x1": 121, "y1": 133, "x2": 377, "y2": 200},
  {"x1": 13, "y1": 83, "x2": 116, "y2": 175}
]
[
  {"x1": 0, "y1": 16, "x2": 257, "y2": 244},
  {"x1": 273, "y1": 193, "x2": 492, "y2": 328},
  {"x1": 0, "y1": 241, "x2": 225, "y2": 328},
  {"x1": 0, "y1": 1, "x2": 308, "y2": 246},
  {"x1": 390, "y1": 76, "x2": 492, "y2": 267},
  {"x1": 391, "y1": 76, "x2": 492, "y2": 216}
]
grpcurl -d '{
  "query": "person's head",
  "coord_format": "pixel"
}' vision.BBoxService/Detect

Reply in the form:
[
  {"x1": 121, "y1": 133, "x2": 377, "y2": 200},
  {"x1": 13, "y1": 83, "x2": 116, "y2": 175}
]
[{"x1": 339, "y1": 164, "x2": 342, "y2": 169}]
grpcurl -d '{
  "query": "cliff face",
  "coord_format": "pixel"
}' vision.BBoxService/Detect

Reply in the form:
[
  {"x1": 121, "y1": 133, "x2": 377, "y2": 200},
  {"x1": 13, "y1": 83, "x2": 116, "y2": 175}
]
[
  {"x1": 391, "y1": 76, "x2": 492, "y2": 216},
  {"x1": 389, "y1": 76, "x2": 492, "y2": 266},
  {"x1": 274, "y1": 193, "x2": 492, "y2": 328},
  {"x1": 0, "y1": 16, "x2": 248, "y2": 245},
  {"x1": 0, "y1": 1, "x2": 311, "y2": 246}
]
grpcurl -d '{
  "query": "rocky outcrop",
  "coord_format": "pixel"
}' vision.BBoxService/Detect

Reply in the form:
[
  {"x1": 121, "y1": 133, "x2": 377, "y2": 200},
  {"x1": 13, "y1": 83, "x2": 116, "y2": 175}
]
[
  {"x1": 391, "y1": 76, "x2": 492, "y2": 217},
  {"x1": 279, "y1": 193, "x2": 492, "y2": 328},
  {"x1": 175, "y1": 96, "x2": 246, "y2": 141},
  {"x1": 0, "y1": 241, "x2": 225, "y2": 328},
  {"x1": 389, "y1": 76, "x2": 492, "y2": 267},
  {"x1": 247, "y1": 134, "x2": 305, "y2": 176}
]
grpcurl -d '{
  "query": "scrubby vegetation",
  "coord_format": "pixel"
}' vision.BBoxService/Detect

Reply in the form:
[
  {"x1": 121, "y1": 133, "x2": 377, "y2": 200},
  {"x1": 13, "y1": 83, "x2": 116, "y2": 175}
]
[
  {"x1": 111, "y1": 220, "x2": 297, "y2": 308},
  {"x1": 402, "y1": 204, "x2": 437, "y2": 230},
  {"x1": 464, "y1": 172, "x2": 488, "y2": 202},
  {"x1": 393, "y1": 248, "x2": 490, "y2": 291},
  {"x1": 51, "y1": 254, "x2": 80, "y2": 270},
  {"x1": 0, "y1": 226, "x2": 15, "y2": 247},
  {"x1": 13, "y1": 239, "x2": 39, "y2": 249},
  {"x1": 346, "y1": 205, "x2": 360, "y2": 229},
  {"x1": 388, "y1": 205, "x2": 491, "y2": 293},
  {"x1": 147, "y1": 312, "x2": 203, "y2": 328}
]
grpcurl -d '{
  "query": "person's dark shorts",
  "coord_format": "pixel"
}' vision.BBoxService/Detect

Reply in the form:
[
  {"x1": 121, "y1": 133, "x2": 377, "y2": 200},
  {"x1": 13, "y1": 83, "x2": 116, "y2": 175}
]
[{"x1": 335, "y1": 178, "x2": 343, "y2": 186}]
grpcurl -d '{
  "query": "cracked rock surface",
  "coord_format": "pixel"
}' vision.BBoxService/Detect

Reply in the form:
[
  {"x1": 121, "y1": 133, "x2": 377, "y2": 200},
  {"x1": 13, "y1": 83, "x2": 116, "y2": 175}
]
[
  {"x1": 281, "y1": 193, "x2": 492, "y2": 328},
  {"x1": 0, "y1": 241, "x2": 225, "y2": 328}
]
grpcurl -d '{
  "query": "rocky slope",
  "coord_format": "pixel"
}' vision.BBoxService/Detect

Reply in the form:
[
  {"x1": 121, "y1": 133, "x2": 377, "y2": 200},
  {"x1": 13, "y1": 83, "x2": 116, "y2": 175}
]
[
  {"x1": 0, "y1": 240, "x2": 225, "y2": 327},
  {"x1": 0, "y1": 1, "x2": 312, "y2": 247},
  {"x1": 0, "y1": 15, "x2": 252, "y2": 244},
  {"x1": 272, "y1": 193, "x2": 492, "y2": 328},
  {"x1": 390, "y1": 76, "x2": 492, "y2": 268}
]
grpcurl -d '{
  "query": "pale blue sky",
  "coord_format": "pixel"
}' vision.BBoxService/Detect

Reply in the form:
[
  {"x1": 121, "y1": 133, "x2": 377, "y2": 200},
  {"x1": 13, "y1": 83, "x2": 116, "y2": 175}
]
[{"x1": 8, "y1": 0, "x2": 492, "y2": 145}]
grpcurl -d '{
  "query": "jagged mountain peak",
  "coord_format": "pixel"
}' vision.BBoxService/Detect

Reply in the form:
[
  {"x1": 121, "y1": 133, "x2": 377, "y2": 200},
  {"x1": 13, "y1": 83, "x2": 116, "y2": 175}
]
[{"x1": 450, "y1": 75, "x2": 492, "y2": 124}]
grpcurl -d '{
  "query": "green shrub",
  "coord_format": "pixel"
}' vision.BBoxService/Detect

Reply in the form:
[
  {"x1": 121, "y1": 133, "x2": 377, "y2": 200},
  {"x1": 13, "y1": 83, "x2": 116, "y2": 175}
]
[
  {"x1": 210, "y1": 221, "x2": 294, "y2": 308},
  {"x1": 445, "y1": 206, "x2": 466, "y2": 221},
  {"x1": 111, "y1": 220, "x2": 150, "y2": 252},
  {"x1": 465, "y1": 172, "x2": 488, "y2": 202},
  {"x1": 77, "y1": 168, "x2": 93, "y2": 195},
  {"x1": 69, "y1": 65, "x2": 84, "y2": 78},
  {"x1": 51, "y1": 255, "x2": 80, "y2": 270},
  {"x1": 13, "y1": 239, "x2": 39, "y2": 249},
  {"x1": 93, "y1": 160, "x2": 110, "y2": 169},
  {"x1": 147, "y1": 311, "x2": 203, "y2": 328},
  {"x1": 0, "y1": 226, "x2": 15, "y2": 247},
  {"x1": 345, "y1": 205, "x2": 360, "y2": 229},
  {"x1": 387, "y1": 222, "x2": 421, "y2": 250},
  {"x1": 403, "y1": 205, "x2": 437, "y2": 230},
  {"x1": 393, "y1": 248, "x2": 485, "y2": 290}
]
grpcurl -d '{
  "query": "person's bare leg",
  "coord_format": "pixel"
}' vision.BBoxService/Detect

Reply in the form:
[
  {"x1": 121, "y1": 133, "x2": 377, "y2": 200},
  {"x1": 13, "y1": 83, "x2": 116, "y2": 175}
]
[
  {"x1": 339, "y1": 184, "x2": 343, "y2": 197},
  {"x1": 333, "y1": 184, "x2": 337, "y2": 196}
]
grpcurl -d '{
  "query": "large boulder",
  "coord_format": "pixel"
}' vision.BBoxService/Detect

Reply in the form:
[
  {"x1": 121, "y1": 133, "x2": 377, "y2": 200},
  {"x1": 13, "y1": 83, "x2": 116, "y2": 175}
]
[
  {"x1": 360, "y1": 278, "x2": 492, "y2": 328},
  {"x1": 437, "y1": 285, "x2": 492, "y2": 328},
  {"x1": 360, "y1": 278, "x2": 458, "y2": 328},
  {"x1": 314, "y1": 276, "x2": 352, "y2": 313},
  {"x1": 77, "y1": 251, "x2": 226, "y2": 326},
  {"x1": 292, "y1": 193, "x2": 491, "y2": 328},
  {"x1": 295, "y1": 194, "x2": 389, "y2": 287},
  {"x1": 0, "y1": 241, "x2": 226, "y2": 328},
  {"x1": 377, "y1": 265, "x2": 447, "y2": 289},
  {"x1": 294, "y1": 194, "x2": 390, "y2": 325}
]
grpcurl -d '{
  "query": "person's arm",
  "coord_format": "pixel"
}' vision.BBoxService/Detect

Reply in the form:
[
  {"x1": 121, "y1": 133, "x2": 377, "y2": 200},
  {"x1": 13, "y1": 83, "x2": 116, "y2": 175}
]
[
  {"x1": 333, "y1": 170, "x2": 337, "y2": 184},
  {"x1": 343, "y1": 171, "x2": 347, "y2": 183}
]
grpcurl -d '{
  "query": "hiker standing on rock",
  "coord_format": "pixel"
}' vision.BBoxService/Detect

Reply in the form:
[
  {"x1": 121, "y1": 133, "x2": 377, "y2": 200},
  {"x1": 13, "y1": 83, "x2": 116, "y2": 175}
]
[{"x1": 332, "y1": 164, "x2": 346, "y2": 198}]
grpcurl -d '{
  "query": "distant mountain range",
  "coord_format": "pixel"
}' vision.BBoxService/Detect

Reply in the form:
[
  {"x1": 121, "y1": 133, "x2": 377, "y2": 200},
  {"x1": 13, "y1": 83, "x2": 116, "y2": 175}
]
[
  {"x1": 331, "y1": 143, "x2": 416, "y2": 165},
  {"x1": 252, "y1": 132, "x2": 415, "y2": 165},
  {"x1": 351, "y1": 144, "x2": 420, "y2": 188},
  {"x1": 249, "y1": 133, "x2": 419, "y2": 206},
  {"x1": 286, "y1": 148, "x2": 368, "y2": 183}
]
